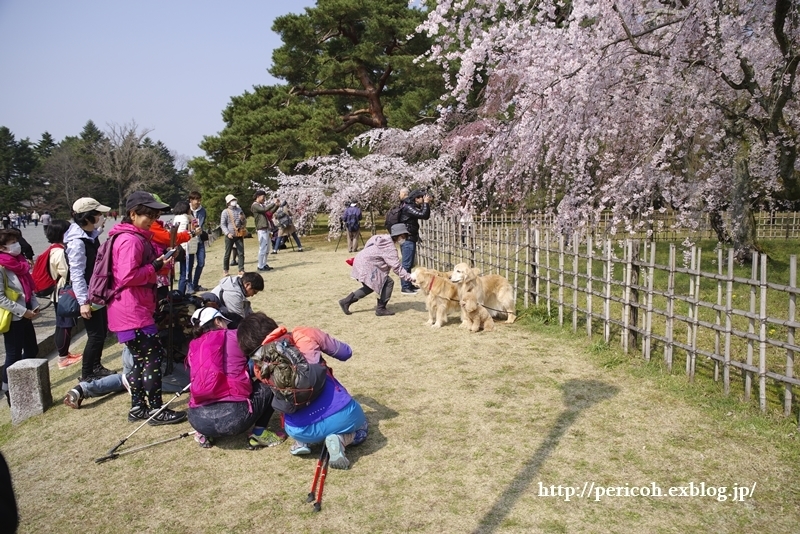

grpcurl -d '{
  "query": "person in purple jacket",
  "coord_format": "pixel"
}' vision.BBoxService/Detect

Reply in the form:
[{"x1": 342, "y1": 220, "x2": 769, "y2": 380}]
[
  {"x1": 106, "y1": 191, "x2": 187, "y2": 425},
  {"x1": 237, "y1": 312, "x2": 368, "y2": 470},
  {"x1": 337, "y1": 223, "x2": 414, "y2": 316}
]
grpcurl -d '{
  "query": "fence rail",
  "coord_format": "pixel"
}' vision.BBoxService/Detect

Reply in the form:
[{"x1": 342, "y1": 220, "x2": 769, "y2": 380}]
[{"x1": 417, "y1": 214, "x2": 800, "y2": 423}]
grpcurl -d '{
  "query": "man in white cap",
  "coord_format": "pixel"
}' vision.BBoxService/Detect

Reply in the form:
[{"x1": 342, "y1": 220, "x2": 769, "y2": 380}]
[
  {"x1": 220, "y1": 194, "x2": 247, "y2": 276},
  {"x1": 341, "y1": 200, "x2": 363, "y2": 253}
]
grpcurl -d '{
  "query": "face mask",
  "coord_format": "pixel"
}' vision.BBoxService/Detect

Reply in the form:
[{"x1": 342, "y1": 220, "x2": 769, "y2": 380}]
[
  {"x1": 94, "y1": 215, "x2": 106, "y2": 230},
  {"x1": 229, "y1": 201, "x2": 238, "y2": 208},
  {"x1": 5, "y1": 243, "x2": 21, "y2": 256}
]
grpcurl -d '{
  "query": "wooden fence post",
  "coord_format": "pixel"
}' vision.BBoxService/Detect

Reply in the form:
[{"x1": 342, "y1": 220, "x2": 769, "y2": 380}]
[
  {"x1": 746, "y1": 253, "x2": 758, "y2": 402},
  {"x1": 586, "y1": 236, "x2": 593, "y2": 338},
  {"x1": 759, "y1": 254, "x2": 768, "y2": 412},
  {"x1": 558, "y1": 234, "x2": 565, "y2": 326},
  {"x1": 604, "y1": 239, "x2": 612, "y2": 344},
  {"x1": 666, "y1": 244, "x2": 676, "y2": 372},
  {"x1": 573, "y1": 235, "x2": 579, "y2": 333},
  {"x1": 644, "y1": 241, "x2": 655, "y2": 361},
  {"x1": 724, "y1": 249, "x2": 734, "y2": 395},
  {"x1": 786, "y1": 255, "x2": 796, "y2": 417},
  {"x1": 534, "y1": 228, "x2": 540, "y2": 307},
  {"x1": 714, "y1": 248, "x2": 723, "y2": 382},
  {"x1": 631, "y1": 241, "x2": 640, "y2": 351},
  {"x1": 623, "y1": 240, "x2": 632, "y2": 354}
]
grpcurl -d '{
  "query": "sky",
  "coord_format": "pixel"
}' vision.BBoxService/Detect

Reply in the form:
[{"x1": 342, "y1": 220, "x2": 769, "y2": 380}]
[{"x1": 0, "y1": 0, "x2": 317, "y2": 161}]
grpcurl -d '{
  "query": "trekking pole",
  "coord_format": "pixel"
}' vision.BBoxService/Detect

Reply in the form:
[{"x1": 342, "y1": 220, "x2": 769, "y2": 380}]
[
  {"x1": 94, "y1": 383, "x2": 191, "y2": 463},
  {"x1": 306, "y1": 445, "x2": 330, "y2": 512},
  {"x1": 94, "y1": 431, "x2": 196, "y2": 464},
  {"x1": 334, "y1": 230, "x2": 343, "y2": 252}
]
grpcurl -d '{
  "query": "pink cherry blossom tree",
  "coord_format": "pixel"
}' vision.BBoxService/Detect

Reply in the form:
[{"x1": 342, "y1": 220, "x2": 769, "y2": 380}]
[{"x1": 414, "y1": 0, "x2": 800, "y2": 260}]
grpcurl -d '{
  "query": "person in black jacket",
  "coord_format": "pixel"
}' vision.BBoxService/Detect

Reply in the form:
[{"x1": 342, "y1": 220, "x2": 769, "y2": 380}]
[{"x1": 398, "y1": 189, "x2": 431, "y2": 294}]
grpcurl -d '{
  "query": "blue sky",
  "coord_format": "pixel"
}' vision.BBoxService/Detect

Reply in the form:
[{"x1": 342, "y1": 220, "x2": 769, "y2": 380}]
[{"x1": 0, "y1": 0, "x2": 317, "y2": 160}]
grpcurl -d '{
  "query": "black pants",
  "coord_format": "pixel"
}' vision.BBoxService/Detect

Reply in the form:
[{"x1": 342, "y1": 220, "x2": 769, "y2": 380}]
[
  {"x1": 188, "y1": 382, "x2": 274, "y2": 438},
  {"x1": 353, "y1": 277, "x2": 394, "y2": 303},
  {"x1": 2, "y1": 318, "x2": 38, "y2": 387},
  {"x1": 125, "y1": 329, "x2": 165, "y2": 410},
  {"x1": 81, "y1": 306, "x2": 108, "y2": 378}
]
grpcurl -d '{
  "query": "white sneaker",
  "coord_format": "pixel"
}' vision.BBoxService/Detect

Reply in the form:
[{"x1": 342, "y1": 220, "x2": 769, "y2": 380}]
[{"x1": 121, "y1": 373, "x2": 131, "y2": 395}]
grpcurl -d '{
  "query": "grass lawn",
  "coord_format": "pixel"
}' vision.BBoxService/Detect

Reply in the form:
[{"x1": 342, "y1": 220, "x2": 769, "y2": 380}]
[{"x1": 1, "y1": 223, "x2": 798, "y2": 533}]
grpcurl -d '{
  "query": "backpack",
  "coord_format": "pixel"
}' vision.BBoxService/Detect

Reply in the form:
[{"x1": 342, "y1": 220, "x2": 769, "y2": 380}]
[
  {"x1": 32, "y1": 244, "x2": 64, "y2": 297},
  {"x1": 344, "y1": 209, "x2": 360, "y2": 232},
  {"x1": 384, "y1": 202, "x2": 404, "y2": 231},
  {"x1": 252, "y1": 335, "x2": 329, "y2": 414},
  {"x1": 275, "y1": 208, "x2": 292, "y2": 229},
  {"x1": 88, "y1": 231, "x2": 148, "y2": 307}
]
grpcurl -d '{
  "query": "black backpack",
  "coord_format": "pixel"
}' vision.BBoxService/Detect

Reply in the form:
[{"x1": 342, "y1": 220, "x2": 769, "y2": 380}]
[
  {"x1": 252, "y1": 337, "x2": 329, "y2": 414},
  {"x1": 384, "y1": 202, "x2": 404, "y2": 231}
]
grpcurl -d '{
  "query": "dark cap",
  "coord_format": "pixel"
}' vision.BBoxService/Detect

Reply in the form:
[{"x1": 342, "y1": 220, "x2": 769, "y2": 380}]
[
  {"x1": 125, "y1": 191, "x2": 170, "y2": 211},
  {"x1": 254, "y1": 190, "x2": 267, "y2": 199},
  {"x1": 409, "y1": 189, "x2": 426, "y2": 200}
]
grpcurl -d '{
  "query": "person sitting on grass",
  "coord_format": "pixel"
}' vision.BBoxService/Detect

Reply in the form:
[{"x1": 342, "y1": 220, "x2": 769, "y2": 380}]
[
  {"x1": 237, "y1": 312, "x2": 368, "y2": 469},
  {"x1": 186, "y1": 306, "x2": 283, "y2": 449}
]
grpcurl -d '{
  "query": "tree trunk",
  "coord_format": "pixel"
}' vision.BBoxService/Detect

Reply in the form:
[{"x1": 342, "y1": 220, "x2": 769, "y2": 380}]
[
  {"x1": 729, "y1": 158, "x2": 760, "y2": 263},
  {"x1": 708, "y1": 209, "x2": 730, "y2": 244}
]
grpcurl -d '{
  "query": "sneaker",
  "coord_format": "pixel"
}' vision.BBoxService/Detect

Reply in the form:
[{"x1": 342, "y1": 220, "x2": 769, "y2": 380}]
[
  {"x1": 248, "y1": 428, "x2": 286, "y2": 448},
  {"x1": 290, "y1": 441, "x2": 311, "y2": 456},
  {"x1": 92, "y1": 365, "x2": 115, "y2": 378},
  {"x1": 296, "y1": 247, "x2": 303, "y2": 252},
  {"x1": 121, "y1": 373, "x2": 131, "y2": 395},
  {"x1": 271, "y1": 250, "x2": 278, "y2": 255},
  {"x1": 63, "y1": 387, "x2": 83, "y2": 409},
  {"x1": 400, "y1": 288, "x2": 419, "y2": 295},
  {"x1": 58, "y1": 353, "x2": 83, "y2": 369},
  {"x1": 194, "y1": 285, "x2": 207, "y2": 292},
  {"x1": 147, "y1": 407, "x2": 187, "y2": 426},
  {"x1": 128, "y1": 405, "x2": 150, "y2": 422},
  {"x1": 325, "y1": 434, "x2": 350, "y2": 470},
  {"x1": 258, "y1": 265, "x2": 273, "y2": 272},
  {"x1": 195, "y1": 433, "x2": 213, "y2": 449}
]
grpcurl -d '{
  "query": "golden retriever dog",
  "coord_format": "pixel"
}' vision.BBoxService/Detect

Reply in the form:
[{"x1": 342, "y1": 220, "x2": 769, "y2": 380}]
[
  {"x1": 460, "y1": 285, "x2": 494, "y2": 332},
  {"x1": 450, "y1": 262, "x2": 517, "y2": 324},
  {"x1": 410, "y1": 267, "x2": 462, "y2": 328}
]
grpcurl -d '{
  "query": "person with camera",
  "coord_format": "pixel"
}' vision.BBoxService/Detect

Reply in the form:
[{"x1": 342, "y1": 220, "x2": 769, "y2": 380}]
[
  {"x1": 272, "y1": 197, "x2": 304, "y2": 253},
  {"x1": 398, "y1": 189, "x2": 431, "y2": 294},
  {"x1": 250, "y1": 190, "x2": 277, "y2": 272},
  {"x1": 187, "y1": 191, "x2": 209, "y2": 292},
  {"x1": 221, "y1": 194, "x2": 247, "y2": 276}
]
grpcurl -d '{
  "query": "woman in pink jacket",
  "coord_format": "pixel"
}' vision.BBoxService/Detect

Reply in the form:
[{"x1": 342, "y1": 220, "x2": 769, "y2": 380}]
[
  {"x1": 186, "y1": 306, "x2": 282, "y2": 449},
  {"x1": 106, "y1": 191, "x2": 186, "y2": 425},
  {"x1": 338, "y1": 223, "x2": 414, "y2": 316}
]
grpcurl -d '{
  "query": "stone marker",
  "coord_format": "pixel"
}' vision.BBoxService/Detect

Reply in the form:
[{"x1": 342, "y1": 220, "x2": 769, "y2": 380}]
[{"x1": 7, "y1": 358, "x2": 52, "y2": 425}]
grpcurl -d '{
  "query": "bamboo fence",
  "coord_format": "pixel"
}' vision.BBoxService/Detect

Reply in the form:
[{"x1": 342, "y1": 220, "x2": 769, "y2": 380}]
[{"x1": 417, "y1": 213, "x2": 800, "y2": 424}]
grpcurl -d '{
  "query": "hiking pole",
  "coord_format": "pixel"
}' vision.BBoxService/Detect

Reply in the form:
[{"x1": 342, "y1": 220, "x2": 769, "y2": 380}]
[
  {"x1": 306, "y1": 445, "x2": 330, "y2": 512},
  {"x1": 334, "y1": 230, "x2": 343, "y2": 252},
  {"x1": 94, "y1": 383, "x2": 191, "y2": 463},
  {"x1": 94, "y1": 431, "x2": 196, "y2": 464}
]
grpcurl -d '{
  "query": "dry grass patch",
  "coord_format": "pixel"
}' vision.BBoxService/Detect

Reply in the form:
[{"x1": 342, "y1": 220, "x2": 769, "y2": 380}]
[{"x1": 0, "y1": 231, "x2": 798, "y2": 533}]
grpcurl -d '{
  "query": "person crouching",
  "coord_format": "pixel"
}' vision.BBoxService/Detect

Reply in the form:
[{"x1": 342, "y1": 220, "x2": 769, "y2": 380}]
[{"x1": 186, "y1": 307, "x2": 282, "y2": 449}]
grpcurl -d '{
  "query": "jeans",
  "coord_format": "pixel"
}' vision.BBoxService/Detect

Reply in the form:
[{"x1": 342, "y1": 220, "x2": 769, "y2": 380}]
[
  {"x1": 400, "y1": 239, "x2": 416, "y2": 291},
  {"x1": 178, "y1": 253, "x2": 189, "y2": 294},
  {"x1": 257, "y1": 229, "x2": 272, "y2": 268},
  {"x1": 80, "y1": 374, "x2": 124, "y2": 398},
  {"x1": 223, "y1": 237, "x2": 244, "y2": 273},
  {"x1": 188, "y1": 240, "x2": 206, "y2": 289}
]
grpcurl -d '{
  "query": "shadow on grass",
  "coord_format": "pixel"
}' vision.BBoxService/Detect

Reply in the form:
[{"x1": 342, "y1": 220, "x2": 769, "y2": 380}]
[{"x1": 473, "y1": 379, "x2": 619, "y2": 534}]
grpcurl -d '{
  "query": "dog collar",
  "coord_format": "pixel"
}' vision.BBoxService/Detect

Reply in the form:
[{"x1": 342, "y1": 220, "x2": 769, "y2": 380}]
[{"x1": 428, "y1": 277, "x2": 435, "y2": 292}]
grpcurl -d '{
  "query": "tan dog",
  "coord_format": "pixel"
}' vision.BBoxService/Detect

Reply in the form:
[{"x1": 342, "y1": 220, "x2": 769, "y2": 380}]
[
  {"x1": 410, "y1": 267, "x2": 462, "y2": 328},
  {"x1": 460, "y1": 285, "x2": 494, "y2": 332},
  {"x1": 450, "y1": 263, "x2": 517, "y2": 323}
]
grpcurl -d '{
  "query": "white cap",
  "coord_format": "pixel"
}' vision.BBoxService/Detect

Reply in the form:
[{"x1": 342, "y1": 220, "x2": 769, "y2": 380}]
[
  {"x1": 191, "y1": 307, "x2": 230, "y2": 328},
  {"x1": 73, "y1": 197, "x2": 111, "y2": 214},
  {"x1": 225, "y1": 194, "x2": 237, "y2": 204}
]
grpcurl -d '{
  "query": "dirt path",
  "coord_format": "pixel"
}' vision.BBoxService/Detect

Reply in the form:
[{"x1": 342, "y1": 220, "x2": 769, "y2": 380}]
[{"x1": 1, "y1": 235, "x2": 798, "y2": 533}]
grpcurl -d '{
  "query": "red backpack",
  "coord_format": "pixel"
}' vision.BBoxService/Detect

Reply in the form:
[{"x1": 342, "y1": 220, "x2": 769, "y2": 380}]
[{"x1": 32, "y1": 244, "x2": 64, "y2": 297}]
